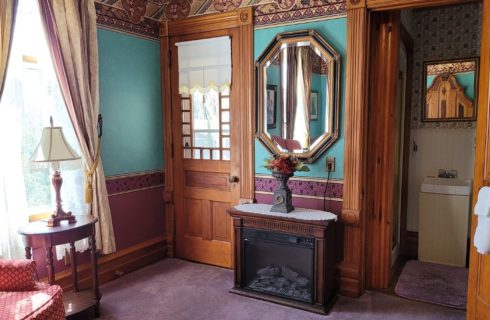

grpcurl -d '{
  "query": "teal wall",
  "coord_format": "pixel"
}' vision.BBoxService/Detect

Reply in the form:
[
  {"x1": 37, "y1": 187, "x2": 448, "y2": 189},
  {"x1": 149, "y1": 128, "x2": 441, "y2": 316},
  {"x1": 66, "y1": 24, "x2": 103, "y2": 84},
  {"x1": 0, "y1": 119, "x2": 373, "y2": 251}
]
[
  {"x1": 254, "y1": 18, "x2": 347, "y2": 179},
  {"x1": 98, "y1": 29, "x2": 163, "y2": 176},
  {"x1": 427, "y1": 72, "x2": 476, "y2": 100}
]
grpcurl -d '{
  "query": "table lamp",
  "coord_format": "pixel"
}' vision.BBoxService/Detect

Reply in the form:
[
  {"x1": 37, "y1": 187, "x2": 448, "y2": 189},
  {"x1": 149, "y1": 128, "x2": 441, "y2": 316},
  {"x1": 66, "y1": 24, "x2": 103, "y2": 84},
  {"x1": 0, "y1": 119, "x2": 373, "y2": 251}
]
[{"x1": 30, "y1": 117, "x2": 81, "y2": 227}]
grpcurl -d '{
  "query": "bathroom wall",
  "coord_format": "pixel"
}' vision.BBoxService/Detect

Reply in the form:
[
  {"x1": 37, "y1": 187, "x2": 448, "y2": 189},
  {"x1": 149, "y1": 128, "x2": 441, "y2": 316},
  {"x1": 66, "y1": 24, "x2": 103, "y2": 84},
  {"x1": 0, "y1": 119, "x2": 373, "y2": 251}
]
[{"x1": 405, "y1": 3, "x2": 481, "y2": 232}]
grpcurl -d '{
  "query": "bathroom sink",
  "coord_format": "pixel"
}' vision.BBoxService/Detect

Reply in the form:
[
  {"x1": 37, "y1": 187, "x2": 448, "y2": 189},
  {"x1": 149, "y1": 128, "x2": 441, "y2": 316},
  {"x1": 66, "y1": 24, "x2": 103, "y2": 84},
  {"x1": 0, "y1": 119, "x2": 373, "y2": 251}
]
[{"x1": 420, "y1": 177, "x2": 472, "y2": 195}]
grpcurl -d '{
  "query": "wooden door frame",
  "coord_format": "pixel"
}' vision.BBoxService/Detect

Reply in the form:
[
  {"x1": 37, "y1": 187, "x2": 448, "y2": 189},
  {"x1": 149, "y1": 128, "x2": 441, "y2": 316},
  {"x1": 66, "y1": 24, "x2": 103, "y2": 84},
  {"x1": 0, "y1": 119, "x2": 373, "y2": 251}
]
[
  {"x1": 160, "y1": 8, "x2": 255, "y2": 259},
  {"x1": 467, "y1": 0, "x2": 490, "y2": 318},
  {"x1": 342, "y1": 0, "x2": 482, "y2": 297}
]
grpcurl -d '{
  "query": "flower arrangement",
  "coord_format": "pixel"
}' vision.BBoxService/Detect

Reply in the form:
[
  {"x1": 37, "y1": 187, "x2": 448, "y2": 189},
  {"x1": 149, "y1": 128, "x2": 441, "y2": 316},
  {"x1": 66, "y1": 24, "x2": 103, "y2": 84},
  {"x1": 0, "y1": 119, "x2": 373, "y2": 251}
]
[{"x1": 263, "y1": 154, "x2": 310, "y2": 175}]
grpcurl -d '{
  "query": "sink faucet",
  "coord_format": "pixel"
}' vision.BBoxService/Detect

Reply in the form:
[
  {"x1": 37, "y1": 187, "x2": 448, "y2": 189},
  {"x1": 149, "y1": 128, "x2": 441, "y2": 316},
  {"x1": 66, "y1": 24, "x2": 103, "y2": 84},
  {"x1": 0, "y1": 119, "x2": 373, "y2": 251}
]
[{"x1": 438, "y1": 169, "x2": 458, "y2": 178}]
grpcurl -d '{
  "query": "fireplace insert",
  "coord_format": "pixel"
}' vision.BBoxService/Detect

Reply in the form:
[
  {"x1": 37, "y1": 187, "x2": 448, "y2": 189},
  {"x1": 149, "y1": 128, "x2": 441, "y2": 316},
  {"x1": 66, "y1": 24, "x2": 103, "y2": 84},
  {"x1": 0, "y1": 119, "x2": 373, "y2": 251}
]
[{"x1": 243, "y1": 228, "x2": 314, "y2": 304}]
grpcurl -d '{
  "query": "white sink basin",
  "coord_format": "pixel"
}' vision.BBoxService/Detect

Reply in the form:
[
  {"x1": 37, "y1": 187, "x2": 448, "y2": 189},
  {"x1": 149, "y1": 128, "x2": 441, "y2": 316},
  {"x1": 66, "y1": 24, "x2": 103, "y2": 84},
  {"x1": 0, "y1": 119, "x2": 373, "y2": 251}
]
[{"x1": 420, "y1": 177, "x2": 472, "y2": 196}]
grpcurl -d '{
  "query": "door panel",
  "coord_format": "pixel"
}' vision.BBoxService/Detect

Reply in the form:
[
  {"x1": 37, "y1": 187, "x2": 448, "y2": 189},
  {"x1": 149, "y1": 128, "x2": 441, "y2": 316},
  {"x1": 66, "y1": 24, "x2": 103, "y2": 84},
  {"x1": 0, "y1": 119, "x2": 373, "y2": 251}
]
[
  {"x1": 171, "y1": 29, "x2": 240, "y2": 269},
  {"x1": 467, "y1": 0, "x2": 490, "y2": 318}
]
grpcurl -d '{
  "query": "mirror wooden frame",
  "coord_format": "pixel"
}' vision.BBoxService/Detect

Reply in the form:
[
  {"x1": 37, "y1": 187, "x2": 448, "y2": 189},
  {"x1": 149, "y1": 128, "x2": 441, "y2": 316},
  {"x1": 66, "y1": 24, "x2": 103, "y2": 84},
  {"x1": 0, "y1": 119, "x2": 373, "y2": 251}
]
[
  {"x1": 421, "y1": 57, "x2": 479, "y2": 122},
  {"x1": 255, "y1": 29, "x2": 341, "y2": 163}
]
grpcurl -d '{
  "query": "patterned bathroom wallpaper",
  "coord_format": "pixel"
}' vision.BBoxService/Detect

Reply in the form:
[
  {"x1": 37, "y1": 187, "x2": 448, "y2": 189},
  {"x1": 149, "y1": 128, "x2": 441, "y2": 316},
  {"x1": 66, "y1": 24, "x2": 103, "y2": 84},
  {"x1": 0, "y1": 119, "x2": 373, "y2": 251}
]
[
  {"x1": 95, "y1": 0, "x2": 346, "y2": 39},
  {"x1": 410, "y1": 2, "x2": 482, "y2": 129}
]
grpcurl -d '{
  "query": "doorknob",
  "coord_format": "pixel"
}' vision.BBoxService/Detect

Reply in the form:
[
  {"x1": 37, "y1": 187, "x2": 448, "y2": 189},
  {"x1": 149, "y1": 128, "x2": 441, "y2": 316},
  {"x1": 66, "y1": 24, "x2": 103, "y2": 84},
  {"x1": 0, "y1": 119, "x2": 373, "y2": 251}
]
[{"x1": 229, "y1": 175, "x2": 239, "y2": 183}]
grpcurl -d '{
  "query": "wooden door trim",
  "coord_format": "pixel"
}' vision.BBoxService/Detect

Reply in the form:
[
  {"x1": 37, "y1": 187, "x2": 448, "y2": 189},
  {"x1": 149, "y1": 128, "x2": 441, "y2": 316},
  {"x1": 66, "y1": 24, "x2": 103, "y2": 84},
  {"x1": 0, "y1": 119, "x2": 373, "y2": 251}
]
[
  {"x1": 159, "y1": 8, "x2": 254, "y2": 262},
  {"x1": 467, "y1": 0, "x2": 490, "y2": 319},
  {"x1": 167, "y1": 8, "x2": 252, "y2": 36},
  {"x1": 365, "y1": 11, "x2": 400, "y2": 289},
  {"x1": 398, "y1": 25, "x2": 415, "y2": 260},
  {"x1": 364, "y1": 0, "x2": 478, "y2": 11}
]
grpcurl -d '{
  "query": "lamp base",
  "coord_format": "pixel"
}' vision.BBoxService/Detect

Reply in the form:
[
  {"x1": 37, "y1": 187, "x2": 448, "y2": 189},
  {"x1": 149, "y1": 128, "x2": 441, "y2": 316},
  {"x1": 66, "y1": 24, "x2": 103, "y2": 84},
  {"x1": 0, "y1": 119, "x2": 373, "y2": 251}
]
[
  {"x1": 48, "y1": 170, "x2": 77, "y2": 227},
  {"x1": 48, "y1": 211, "x2": 77, "y2": 227}
]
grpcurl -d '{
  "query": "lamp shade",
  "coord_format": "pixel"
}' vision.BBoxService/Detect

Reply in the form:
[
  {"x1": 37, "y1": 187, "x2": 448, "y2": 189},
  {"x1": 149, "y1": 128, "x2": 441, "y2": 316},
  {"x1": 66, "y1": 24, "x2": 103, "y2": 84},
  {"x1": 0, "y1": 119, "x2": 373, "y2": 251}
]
[{"x1": 30, "y1": 126, "x2": 81, "y2": 170}]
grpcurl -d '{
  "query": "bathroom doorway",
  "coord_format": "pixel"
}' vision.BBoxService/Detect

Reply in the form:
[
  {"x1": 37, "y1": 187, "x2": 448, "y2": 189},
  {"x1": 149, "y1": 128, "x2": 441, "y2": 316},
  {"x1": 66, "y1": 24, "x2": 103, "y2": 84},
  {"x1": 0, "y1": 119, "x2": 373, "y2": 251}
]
[{"x1": 364, "y1": 2, "x2": 482, "y2": 310}]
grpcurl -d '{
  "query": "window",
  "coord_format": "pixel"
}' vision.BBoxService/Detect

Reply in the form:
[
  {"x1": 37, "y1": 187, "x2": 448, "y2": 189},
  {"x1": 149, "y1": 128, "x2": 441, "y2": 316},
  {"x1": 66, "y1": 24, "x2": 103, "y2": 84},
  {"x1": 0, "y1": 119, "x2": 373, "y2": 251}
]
[
  {"x1": 0, "y1": 1, "x2": 86, "y2": 259},
  {"x1": 181, "y1": 88, "x2": 231, "y2": 161}
]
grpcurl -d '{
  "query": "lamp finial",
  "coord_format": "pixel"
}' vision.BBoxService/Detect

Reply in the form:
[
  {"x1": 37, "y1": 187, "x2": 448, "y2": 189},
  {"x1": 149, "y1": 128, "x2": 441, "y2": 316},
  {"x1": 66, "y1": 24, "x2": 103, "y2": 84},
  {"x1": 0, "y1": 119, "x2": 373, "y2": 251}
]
[{"x1": 49, "y1": 116, "x2": 53, "y2": 127}]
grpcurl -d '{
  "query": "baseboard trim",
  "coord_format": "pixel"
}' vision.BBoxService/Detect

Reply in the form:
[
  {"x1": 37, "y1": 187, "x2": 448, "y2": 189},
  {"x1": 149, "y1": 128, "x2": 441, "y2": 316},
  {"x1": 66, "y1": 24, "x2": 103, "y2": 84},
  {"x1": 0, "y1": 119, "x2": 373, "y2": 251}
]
[{"x1": 45, "y1": 236, "x2": 167, "y2": 291}]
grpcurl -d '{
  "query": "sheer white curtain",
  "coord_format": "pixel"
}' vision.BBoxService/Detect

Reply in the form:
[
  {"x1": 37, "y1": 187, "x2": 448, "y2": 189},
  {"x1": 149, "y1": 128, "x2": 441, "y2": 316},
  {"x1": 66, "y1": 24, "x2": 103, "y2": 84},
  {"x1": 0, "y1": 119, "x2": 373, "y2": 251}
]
[{"x1": 0, "y1": 0, "x2": 87, "y2": 260}]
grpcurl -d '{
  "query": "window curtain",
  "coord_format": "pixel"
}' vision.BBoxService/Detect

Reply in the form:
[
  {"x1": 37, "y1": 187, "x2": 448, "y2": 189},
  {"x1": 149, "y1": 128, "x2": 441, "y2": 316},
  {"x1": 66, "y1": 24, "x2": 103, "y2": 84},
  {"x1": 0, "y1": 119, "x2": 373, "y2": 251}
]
[
  {"x1": 38, "y1": 0, "x2": 116, "y2": 254},
  {"x1": 296, "y1": 47, "x2": 312, "y2": 149},
  {"x1": 176, "y1": 36, "x2": 232, "y2": 94},
  {"x1": 0, "y1": 0, "x2": 17, "y2": 96},
  {"x1": 281, "y1": 46, "x2": 312, "y2": 150},
  {"x1": 281, "y1": 47, "x2": 297, "y2": 141}
]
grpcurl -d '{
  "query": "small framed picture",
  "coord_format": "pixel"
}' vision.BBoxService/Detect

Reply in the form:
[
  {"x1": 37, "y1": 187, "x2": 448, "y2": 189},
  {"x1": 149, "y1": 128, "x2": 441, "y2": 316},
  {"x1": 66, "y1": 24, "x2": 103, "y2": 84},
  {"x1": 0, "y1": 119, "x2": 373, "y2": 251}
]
[
  {"x1": 422, "y1": 58, "x2": 479, "y2": 122},
  {"x1": 310, "y1": 90, "x2": 318, "y2": 120},
  {"x1": 266, "y1": 85, "x2": 277, "y2": 129}
]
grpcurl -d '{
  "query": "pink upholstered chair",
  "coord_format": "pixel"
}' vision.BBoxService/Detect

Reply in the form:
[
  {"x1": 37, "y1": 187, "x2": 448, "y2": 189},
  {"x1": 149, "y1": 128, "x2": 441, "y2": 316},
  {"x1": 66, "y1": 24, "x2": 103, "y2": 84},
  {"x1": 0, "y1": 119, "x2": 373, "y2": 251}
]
[{"x1": 0, "y1": 260, "x2": 65, "y2": 320}]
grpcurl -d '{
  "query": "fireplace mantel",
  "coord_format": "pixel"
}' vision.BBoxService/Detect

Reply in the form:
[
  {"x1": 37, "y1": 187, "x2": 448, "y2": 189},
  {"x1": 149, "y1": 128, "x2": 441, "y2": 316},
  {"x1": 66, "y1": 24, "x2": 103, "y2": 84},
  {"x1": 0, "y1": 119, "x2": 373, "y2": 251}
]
[{"x1": 228, "y1": 204, "x2": 337, "y2": 314}]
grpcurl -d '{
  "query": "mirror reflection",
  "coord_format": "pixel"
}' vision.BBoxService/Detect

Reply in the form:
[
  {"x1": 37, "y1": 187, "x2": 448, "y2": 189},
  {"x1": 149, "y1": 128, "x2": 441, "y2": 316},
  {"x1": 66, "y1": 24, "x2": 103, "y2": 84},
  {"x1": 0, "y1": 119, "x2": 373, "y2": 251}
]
[
  {"x1": 423, "y1": 58, "x2": 479, "y2": 122},
  {"x1": 256, "y1": 30, "x2": 340, "y2": 163}
]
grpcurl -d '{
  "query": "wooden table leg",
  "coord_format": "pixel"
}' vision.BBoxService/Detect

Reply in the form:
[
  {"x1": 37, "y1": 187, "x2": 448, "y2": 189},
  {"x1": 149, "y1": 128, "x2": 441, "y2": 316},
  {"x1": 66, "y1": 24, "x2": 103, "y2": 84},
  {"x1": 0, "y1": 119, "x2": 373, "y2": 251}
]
[
  {"x1": 25, "y1": 246, "x2": 32, "y2": 259},
  {"x1": 46, "y1": 246, "x2": 55, "y2": 285},
  {"x1": 70, "y1": 242, "x2": 78, "y2": 292},
  {"x1": 89, "y1": 234, "x2": 101, "y2": 317}
]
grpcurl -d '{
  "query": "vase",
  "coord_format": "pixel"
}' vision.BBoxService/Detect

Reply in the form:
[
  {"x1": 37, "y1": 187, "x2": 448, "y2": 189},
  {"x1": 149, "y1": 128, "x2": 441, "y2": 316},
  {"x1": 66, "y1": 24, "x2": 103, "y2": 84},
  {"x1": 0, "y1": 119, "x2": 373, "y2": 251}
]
[{"x1": 270, "y1": 171, "x2": 294, "y2": 213}]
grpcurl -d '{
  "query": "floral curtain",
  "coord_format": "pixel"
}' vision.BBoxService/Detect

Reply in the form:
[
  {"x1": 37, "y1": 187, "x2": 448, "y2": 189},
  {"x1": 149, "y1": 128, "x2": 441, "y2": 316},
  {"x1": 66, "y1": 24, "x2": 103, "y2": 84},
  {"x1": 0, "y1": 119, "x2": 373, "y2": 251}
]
[
  {"x1": 0, "y1": 0, "x2": 17, "y2": 96},
  {"x1": 38, "y1": 0, "x2": 116, "y2": 254}
]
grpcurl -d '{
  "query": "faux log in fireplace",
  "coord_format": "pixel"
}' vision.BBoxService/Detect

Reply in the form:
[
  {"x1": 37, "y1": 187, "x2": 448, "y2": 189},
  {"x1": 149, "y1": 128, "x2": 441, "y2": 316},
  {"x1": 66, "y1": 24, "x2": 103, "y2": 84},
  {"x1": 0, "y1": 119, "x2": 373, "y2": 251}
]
[{"x1": 228, "y1": 204, "x2": 337, "y2": 314}]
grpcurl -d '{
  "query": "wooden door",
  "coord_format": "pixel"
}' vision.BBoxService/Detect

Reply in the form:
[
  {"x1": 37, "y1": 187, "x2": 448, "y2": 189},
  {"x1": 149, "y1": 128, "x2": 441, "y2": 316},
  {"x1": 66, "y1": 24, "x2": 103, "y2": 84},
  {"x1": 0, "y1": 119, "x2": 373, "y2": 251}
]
[
  {"x1": 365, "y1": 11, "x2": 400, "y2": 289},
  {"x1": 467, "y1": 0, "x2": 490, "y2": 318},
  {"x1": 170, "y1": 29, "x2": 240, "y2": 268}
]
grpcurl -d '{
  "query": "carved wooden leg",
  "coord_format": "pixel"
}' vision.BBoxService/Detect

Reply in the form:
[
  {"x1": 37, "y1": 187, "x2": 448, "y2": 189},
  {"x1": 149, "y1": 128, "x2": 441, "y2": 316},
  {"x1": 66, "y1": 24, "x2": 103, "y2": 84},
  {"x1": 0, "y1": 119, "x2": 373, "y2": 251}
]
[
  {"x1": 25, "y1": 246, "x2": 32, "y2": 259},
  {"x1": 46, "y1": 247, "x2": 55, "y2": 285},
  {"x1": 70, "y1": 242, "x2": 78, "y2": 292},
  {"x1": 89, "y1": 234, "x2": 101, "y2": 316}
]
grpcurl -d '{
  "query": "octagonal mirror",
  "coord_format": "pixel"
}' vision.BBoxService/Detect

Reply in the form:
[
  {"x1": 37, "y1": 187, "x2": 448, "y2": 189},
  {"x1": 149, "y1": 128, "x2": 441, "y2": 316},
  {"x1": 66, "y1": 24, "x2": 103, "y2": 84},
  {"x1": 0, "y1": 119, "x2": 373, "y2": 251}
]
[{"x1": 256, "y1": 30, "x2": 341, "y2": 163}]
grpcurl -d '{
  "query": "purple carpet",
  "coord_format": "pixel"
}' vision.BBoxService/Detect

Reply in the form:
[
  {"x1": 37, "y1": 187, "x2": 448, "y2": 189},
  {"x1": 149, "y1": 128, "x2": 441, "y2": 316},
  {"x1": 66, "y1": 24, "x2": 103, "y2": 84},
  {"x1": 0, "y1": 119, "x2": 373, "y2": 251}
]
[
  {"x1": 395, "y1": 260, "x2": 468, "y2": 310},
  {"x1": 97, "y1": 259, "x2": 465, "y2": 320}
]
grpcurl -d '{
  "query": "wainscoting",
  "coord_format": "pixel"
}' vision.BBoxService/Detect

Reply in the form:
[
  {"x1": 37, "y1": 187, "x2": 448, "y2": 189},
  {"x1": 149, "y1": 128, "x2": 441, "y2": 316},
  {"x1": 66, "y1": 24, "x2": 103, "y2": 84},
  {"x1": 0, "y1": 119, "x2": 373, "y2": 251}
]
[{"x1": 254, "y1": 175, "x2": 343, "y2": 215}]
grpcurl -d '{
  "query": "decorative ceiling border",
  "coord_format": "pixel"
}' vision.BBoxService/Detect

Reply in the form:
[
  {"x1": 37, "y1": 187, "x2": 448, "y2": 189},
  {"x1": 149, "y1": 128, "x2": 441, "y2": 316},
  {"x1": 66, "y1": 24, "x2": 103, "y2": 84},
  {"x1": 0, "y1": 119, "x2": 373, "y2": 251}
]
[{"x1": 95, "y1": 1, "x2": 347, "y2": 40}]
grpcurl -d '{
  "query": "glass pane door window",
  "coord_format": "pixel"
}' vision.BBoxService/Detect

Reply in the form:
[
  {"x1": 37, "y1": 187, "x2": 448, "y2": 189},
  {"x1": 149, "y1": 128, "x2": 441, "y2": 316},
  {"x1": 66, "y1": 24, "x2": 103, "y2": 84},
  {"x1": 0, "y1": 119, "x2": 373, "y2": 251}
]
[{"x1": 181, "y1": 88, "x2": 231, "y2": 160}]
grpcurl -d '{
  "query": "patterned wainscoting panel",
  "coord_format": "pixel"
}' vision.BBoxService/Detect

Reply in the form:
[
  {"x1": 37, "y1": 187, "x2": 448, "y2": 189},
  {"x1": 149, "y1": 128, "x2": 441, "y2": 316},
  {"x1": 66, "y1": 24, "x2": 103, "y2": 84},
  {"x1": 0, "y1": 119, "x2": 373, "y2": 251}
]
[
  {"x1": 410, "y1": 2, "x2": 482, "y2": 130},
  {"x1": 106, "y1": 170, "x2": 165, "y2": 195},
  {"x1": 95, "y1": 0, "x2": 346, "y2": 39},
  {"x1": 255, "y1": 174, "x2": 343, "y2": 214},
  {"x1": 255, "y1": 174, "x2": 343, "y2": 200}
]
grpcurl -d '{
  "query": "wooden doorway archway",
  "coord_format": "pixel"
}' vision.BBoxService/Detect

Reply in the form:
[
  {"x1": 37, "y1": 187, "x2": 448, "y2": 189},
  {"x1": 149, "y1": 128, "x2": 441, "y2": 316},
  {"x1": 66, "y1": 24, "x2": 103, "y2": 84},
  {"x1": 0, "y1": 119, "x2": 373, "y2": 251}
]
[{"x1": 341, "y1": 5, "x2": 490, "y2": 319}]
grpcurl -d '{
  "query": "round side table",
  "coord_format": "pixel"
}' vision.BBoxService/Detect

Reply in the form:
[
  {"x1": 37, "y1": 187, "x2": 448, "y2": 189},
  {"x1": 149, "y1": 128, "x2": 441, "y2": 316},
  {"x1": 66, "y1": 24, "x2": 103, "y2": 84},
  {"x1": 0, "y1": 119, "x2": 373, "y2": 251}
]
[{"x1": 18, "y1": 216, "x2": 101, "y2": 318}]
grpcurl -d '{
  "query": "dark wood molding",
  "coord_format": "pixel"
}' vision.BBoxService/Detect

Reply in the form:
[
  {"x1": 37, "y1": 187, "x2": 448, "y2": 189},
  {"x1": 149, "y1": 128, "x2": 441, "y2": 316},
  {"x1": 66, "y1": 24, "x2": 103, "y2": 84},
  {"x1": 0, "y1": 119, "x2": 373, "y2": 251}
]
[
  {"x1": 347, "y1": 0, "x2": 367, "y2": 10},
  {"x1": 399, "y1": 24, "x2": 414, "y2": 261},
  {"x1": 365, "y1": 11, "x2": 400, "y2": 290},
  {"x1": 366, "y1": 0, "x2": 477, "y2": 11},
  {"x1": 167, "y1": 8, "x2": 252, "y2": 37},
  {"x1": 160, "y1": 21, "x2": 175, "y2": 258},
  {"x1": 339, "y1": 5, "x2": 368, "y2": 298},
  {"x1": 467, "y1": 0, "x2": 490, "y2": 318},
  {"x1": 46, "y1": 236, "x2": 166, "y2": 292}
]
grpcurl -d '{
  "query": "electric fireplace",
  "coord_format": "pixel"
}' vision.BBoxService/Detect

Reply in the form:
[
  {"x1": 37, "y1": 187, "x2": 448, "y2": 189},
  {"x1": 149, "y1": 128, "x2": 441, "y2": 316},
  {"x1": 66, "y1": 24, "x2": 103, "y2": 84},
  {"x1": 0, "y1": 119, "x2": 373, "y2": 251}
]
[
  {"x1": 228, "y1": 204, "x2": 337, "y2": 314},
  {"x1": 243, "y1": 228, "x2": 314, "y2": 303}
]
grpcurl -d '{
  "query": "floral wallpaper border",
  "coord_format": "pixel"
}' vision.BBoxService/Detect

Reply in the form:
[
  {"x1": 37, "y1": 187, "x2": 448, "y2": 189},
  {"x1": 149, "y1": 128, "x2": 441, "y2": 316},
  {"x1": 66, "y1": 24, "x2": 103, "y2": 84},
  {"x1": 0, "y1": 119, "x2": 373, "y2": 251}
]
[
  {"x1": 106, "y1": 170, "x2": 165, "y2": 196},
  {"x1": 95, "y1": 0, "x2": 347, "y2": 39}
]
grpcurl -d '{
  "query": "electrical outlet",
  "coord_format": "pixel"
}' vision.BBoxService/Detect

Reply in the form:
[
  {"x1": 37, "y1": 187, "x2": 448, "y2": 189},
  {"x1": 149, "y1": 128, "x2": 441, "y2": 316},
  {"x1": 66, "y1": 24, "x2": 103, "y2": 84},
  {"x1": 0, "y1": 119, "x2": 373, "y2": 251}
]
[{"x1": 326, "y1": 157, "x2": 335, "y2": 172}]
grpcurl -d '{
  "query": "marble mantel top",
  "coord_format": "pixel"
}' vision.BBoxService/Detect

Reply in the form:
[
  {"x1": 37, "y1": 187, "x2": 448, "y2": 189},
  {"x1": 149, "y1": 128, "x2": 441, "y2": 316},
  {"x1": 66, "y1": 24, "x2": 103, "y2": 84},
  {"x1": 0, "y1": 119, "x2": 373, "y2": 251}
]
[{"x1": 232, "y1": 204, "x2": 337, "y2": 222}]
